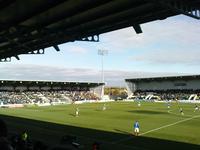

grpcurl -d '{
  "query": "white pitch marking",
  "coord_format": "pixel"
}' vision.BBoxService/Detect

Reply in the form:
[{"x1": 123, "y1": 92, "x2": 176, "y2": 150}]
[
  {"x1": 140, "y1": 115, "x2": 200, "y2": 136},
  {"x1": 114, "y1": 115, "x2": 200, "y2": 144}
]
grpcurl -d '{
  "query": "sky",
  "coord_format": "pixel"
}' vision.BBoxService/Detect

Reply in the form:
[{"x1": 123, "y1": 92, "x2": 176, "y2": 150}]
[{"x1": 0, "y1": 15, "x2": 200, "y2": 86}]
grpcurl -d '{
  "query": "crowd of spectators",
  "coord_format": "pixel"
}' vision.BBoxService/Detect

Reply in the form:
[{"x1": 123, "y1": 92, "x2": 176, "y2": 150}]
[
  {"x1": 0, "y1": 91, "x2": 100, "y2": 106},
  {"x1": 130, "y1": 91, "x2": 200, "y2": 101},
  {"x1": 159, "y1": 93, "x2": 190, "y2": 100},
  {"x1": 0, "y1": 118, "x2": 96, "y2": 150},
  {"x1": 67, "y1": 91, "x2": 100, "y2": 102},
  {"x1": 0, "y1": 91, "x2": 100, "y2": 149}
]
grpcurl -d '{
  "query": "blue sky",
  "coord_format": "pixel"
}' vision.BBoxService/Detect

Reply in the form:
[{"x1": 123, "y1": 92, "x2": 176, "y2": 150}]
[{"x1": 0, "y1": 15, "x2": 200, "y2": 86}]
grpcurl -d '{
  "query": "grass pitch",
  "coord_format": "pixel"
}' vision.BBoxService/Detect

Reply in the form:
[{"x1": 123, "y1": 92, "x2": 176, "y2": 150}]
[{"x1": 0, "y1": 101, "x2": 199, "y2": 150}]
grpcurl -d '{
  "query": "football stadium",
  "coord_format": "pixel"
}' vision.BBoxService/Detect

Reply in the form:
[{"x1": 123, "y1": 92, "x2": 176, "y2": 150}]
[
  {"x1": 0, "y1": 0, "x2": 200, "y2": 150},
  {"x1": 0, "y1": 79, "x2": 200, "y2": 150}
]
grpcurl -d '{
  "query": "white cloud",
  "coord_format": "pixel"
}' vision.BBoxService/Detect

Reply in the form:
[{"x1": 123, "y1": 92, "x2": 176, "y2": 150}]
[
  {"x1": 100, "y1": 15, "x2": 200, "y2": 54},
  {"x1": 98, "y1": 15, "x2": 200, "y2": 65},
  {"x1": 0, "y1": 64, "x2": 183, "y2": 86},
  {"x1": 131, "y1": 47, "x2": 200, "y2": 65}
]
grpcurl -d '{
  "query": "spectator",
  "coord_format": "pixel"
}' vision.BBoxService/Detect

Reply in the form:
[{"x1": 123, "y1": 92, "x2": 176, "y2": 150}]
[
  {"x1": 92, "y1": 142, "x2": 100, "y2": 150},
  {"x1": 0, "y1": 119, "x2": 13, "y2": 150},
  {"x1": 0, "y1": 119, "x2": 8, "y2": 137}
]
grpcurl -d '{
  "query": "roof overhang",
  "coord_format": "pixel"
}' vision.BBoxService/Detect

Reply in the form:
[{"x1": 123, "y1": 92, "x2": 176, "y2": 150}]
[{"x1": 0, "y1": 0, "x2": 199, "y2": 61}]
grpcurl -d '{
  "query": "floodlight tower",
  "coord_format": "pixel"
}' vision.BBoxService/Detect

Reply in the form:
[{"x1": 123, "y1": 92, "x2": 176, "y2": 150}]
[{"x1": 98, "y1": 49, "x2": 108, "y2": 99}]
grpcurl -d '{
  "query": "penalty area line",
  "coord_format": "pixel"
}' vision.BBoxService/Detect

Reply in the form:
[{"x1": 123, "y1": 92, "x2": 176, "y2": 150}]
[
  {"x1": 140, "y1": 115, "x2": 200, "y2": 136},
  {"x1": 113, "y1": 115, "x2": 200, "y2": 144}
]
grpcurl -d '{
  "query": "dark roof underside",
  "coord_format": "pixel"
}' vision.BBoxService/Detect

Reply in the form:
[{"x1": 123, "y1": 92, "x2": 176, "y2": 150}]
[
  {"x1": 0, "y1": 80, "x2": 103, "y2": 91},
  {"x1": 0, "y1": 0, "x2": 199, "y2": 60},
  {"x1": 125, "y1": 75, "x2": 200, "y2": 82}
]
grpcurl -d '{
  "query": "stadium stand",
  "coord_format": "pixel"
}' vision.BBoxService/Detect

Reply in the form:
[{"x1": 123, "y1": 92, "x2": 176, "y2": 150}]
[
  {"x1": 0, "y1": 81, "x2": 102, "y2": 149},
  {"x1": 0, "y1": 80, "x2": 102, "y2": 107},
  {"x1": 126, "y1": 75, "x2": 200, "y2": 102},
  {"x1": 0, "y1": 91, "x2": 100, "y2": 107}
]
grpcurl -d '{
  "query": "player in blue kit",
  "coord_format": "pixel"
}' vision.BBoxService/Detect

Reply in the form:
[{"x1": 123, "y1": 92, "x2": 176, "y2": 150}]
[{"x1": 133, "y1": 121, "x2": 140, "y2": 136}]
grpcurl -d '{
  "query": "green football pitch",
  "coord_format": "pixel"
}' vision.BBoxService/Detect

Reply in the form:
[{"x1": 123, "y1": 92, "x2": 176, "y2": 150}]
[{"x1": 0, "y1": 101, "x2": 199, "y2": 150}]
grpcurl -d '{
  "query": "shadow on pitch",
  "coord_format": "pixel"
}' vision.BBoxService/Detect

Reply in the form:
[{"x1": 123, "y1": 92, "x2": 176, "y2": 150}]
[
  {"x1": 69, "y1": 113, "x2": 76, "y2": 117},
  {"x1": 95, "y1": 108, "x2": 103, "y2": 111},
  {"x1": 114, "y1": 129, "x2": 131, "y2": 135},
  {"x1": 0, "y1": 114, "x2": 199, "y2": 150},
  {"x1": 128, "y1": 110, "x2": 168, "y2": 114}
]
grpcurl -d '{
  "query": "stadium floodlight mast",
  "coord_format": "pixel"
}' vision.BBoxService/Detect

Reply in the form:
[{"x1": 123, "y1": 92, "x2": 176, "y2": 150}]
[{"x1": 98, "y1": 49, "x2": 108, "y2": 99}]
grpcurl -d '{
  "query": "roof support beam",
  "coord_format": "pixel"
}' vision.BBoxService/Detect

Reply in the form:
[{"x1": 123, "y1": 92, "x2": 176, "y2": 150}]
[
  {"x1": 15, "y1": 55, "x2": 20, "y2": 60},
  {"x1": 53, "y1": 45, "x2": 60, "y2": 51},
  {"x1": 133, "y1": 24, "x2": 142, "y2": 34},
  {"x1": 153, "y1": 0, "x2": 200, "y2": 19}
]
